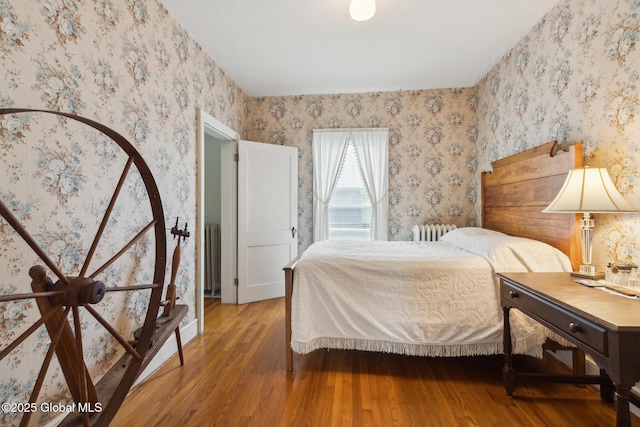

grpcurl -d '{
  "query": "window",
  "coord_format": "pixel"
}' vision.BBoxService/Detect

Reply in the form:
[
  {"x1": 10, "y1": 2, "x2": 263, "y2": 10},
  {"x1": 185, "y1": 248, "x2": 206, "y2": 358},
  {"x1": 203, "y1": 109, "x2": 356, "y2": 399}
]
[
  {"x1": 312, "y1": 128, "x2": 389, "y2": 242},
  {"x1": 328, "y1": 141, "x2": 372, "y2": 239}
]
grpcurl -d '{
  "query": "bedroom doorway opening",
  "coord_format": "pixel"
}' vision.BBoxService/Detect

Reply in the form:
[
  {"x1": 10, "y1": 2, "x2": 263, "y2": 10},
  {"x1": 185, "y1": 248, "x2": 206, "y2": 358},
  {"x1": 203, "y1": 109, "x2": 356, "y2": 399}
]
[
  {"x1": 204, "y1": 133, "x2": 224, "y2": 299},
  {"x1": 196, "y1": 109, "x2": 298, "y2": 329},
  {"x1": 197, "y1": 109, "x2": 238, "y2": 333}
]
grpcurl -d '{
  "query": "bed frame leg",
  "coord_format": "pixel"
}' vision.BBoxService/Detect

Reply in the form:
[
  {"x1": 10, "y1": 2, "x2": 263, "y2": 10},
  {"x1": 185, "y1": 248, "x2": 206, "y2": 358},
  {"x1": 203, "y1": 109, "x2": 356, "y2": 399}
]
[{"x1": 284, "y1": 259, "x2": 297, "y2": 372}]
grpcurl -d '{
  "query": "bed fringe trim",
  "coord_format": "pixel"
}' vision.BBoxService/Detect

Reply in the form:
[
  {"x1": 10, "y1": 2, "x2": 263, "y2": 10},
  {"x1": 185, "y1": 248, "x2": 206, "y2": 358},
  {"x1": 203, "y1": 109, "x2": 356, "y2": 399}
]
[{"x1": 292, "y1": 328, "x2": 568, "y2": 359}]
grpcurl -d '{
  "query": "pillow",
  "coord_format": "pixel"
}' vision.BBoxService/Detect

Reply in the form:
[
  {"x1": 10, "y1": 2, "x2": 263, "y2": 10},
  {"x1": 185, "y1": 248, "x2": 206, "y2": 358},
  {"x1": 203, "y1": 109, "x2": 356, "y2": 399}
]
[
  {"x1": 441, "y1": 227, "x2": 572, "y2": 273},
  {"x1": 440, "y1": 227, "x2": 509, "y2": 260},
  {"x1": 439, "y1": 226, "x2": 505, "y2": 244}
]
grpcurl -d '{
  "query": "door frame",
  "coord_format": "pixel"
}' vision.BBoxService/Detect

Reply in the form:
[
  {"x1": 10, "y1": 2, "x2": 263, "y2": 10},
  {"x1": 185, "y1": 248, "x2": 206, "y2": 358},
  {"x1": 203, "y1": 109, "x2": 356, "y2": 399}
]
[{"x1": 196, "y1": 108, "x2": 238, "y2": 334}]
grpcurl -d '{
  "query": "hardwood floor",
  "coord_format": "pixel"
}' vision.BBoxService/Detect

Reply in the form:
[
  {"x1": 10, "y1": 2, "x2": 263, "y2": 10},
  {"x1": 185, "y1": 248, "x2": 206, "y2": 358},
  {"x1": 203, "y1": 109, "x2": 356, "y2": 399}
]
[{"x1": 113, "y1": 298, "x2": 637, "y2": 426}]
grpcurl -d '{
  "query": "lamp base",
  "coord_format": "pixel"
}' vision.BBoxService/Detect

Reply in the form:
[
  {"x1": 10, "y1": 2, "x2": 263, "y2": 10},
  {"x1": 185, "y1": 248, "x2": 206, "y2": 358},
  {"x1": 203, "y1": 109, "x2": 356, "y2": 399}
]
[{"x1": 571, "y1": 266, "x2": 604, "y2": 280}]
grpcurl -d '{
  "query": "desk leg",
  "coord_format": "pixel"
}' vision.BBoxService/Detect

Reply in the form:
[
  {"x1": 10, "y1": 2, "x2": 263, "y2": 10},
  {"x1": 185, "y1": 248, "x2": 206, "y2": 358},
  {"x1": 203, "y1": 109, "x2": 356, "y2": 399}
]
[
  {"x1": 502, "y1": 306, "x2": 516, "y2": 396},
  {"x1": 615, "y1": 385, "x2": 631, "y2": 427},
  {"x1": 600, "y1": 369, "x2": 614, "y2": 403}
]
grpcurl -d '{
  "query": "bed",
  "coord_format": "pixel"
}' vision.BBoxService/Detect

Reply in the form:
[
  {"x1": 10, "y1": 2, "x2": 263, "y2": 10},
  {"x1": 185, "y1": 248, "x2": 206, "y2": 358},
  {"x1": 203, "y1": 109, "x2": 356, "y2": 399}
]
[{"x1": 284, "y1": 141, "x2": 582, "y2": 371}]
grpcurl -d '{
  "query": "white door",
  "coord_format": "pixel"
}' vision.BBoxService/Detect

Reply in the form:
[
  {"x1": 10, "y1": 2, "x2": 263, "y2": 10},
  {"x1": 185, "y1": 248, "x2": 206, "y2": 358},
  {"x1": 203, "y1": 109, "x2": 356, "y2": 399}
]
[{"x1": 238, "y1": 140, "x2": 298, "y2": 304}]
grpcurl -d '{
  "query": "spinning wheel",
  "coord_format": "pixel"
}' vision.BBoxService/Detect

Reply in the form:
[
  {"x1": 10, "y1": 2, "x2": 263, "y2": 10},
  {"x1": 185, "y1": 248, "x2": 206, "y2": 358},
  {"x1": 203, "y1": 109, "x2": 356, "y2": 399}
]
[{"x1": 0, "y1": 109, "x2": 166, "y2": 426}]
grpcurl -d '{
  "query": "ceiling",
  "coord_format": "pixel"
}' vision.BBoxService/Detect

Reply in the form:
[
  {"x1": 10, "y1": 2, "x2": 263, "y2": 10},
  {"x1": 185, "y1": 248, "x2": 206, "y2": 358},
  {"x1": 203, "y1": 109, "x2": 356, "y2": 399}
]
[{"x1": 158, "y1": 0, "x2": 560, "y2": 97}]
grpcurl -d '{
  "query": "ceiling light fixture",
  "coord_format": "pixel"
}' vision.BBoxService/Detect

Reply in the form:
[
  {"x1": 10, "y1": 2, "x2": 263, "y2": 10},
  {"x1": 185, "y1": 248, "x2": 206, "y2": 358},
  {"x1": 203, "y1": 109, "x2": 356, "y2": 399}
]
[{"x1": 349, "y1": 0, "x2": 376, "y2": 22}]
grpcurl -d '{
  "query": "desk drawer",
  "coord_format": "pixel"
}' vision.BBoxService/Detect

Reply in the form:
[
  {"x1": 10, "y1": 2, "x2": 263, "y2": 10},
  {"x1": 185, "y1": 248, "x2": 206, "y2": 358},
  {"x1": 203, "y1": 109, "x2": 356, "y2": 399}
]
[{"x1": 502, "y1": 281, "x2": 608, "y2": 356}]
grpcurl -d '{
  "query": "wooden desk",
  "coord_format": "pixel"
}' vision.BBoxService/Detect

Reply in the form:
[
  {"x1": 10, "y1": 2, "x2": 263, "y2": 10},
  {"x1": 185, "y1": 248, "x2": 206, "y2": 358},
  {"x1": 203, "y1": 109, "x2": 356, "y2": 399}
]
[{"x1": 498, "y1": 272, "x2": 640, "y2": 427}]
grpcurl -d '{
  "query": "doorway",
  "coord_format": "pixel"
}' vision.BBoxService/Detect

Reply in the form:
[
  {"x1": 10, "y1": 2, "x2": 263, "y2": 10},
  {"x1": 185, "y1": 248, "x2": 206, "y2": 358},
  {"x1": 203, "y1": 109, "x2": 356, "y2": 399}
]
[
  {"x1": 197, "y1": 109, "x2": 238, "y2": 333},
  {"x1": 204, "y1": 133, "x2": 223, "y2": 298},
  {"x1": 196, "y1": 109, "x2": 299, "y2": 331}
]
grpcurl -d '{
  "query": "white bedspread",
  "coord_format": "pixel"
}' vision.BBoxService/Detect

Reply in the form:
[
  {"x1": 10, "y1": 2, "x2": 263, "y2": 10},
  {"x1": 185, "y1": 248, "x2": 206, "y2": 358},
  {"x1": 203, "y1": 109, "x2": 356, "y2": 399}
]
[{"x1": 291, "y1": 231, "x2": 572, "y2": 358}]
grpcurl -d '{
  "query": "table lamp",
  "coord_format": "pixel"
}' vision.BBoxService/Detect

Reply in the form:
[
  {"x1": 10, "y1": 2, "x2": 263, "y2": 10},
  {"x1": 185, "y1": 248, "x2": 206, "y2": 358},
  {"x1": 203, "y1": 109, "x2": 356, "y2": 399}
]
[{"x1": 542, "y1": 166, "x2": 637, "y2": 278}]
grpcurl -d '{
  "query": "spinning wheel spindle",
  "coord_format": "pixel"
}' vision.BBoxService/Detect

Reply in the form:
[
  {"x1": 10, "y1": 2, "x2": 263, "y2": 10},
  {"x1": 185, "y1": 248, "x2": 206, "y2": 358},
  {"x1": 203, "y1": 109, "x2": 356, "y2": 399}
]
[{"x1": 161, "y1": 218, "x2": 190, "y2": 318}]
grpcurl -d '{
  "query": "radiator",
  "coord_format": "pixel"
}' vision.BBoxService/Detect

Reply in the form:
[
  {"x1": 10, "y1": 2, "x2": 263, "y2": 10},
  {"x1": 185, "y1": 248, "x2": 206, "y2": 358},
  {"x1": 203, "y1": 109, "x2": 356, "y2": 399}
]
[
  {"x1": 412, "y1": 224, "x2": 457, "y2": 241},
  {"x1": 205, "y1": 223, "x2": 221, "y2": 296}
]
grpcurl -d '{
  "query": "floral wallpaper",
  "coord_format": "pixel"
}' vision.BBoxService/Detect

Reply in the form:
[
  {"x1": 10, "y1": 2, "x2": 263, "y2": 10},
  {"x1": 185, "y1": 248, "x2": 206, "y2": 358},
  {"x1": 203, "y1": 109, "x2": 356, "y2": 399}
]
[
  {"x1": 2, "y1": 0, "x2": 640, "y2": 424},
  {"x1": 476, "y1": 0, "x2": 640, "y2": 269},
  {"x1": 246, "y1": 89, "x2": 480, "y2": 252},
  {"x1": 0, "y1": 0, "x2": 247, "y2": 425}
]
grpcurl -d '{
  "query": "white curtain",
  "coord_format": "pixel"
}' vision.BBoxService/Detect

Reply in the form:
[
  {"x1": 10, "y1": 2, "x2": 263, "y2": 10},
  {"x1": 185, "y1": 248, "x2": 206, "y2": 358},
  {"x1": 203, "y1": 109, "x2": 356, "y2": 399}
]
[
  {"x1": 312, "y1": 130, "x2": 350, "y2": 242},
  {"x1": 351, "y1": 129, "x2": 389, "y2": 241}
]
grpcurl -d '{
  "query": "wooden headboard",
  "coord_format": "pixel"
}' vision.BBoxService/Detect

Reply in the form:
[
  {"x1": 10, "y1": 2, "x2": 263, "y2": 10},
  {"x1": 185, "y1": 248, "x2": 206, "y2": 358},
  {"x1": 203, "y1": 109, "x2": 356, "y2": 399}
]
[{"x1": 481, "y1": 141, "x2": 582, "y2": 271}]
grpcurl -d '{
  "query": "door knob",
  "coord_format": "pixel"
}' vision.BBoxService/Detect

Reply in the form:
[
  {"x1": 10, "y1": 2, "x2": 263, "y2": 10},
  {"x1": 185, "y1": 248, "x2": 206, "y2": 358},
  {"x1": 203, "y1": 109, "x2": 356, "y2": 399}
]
[{"x1": 291, "y1": 227, "x2": 297, "y2": 238}]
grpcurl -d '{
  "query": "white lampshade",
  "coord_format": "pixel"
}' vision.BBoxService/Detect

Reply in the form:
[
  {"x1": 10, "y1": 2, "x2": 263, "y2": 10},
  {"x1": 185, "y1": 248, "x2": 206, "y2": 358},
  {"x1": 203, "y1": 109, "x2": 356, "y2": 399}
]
[
  {"x1": 349, "y1": 0, "x2": 376, "y2": 21},
  {"x1": 543, "y1": 167, "x2": 637, "y2": 213}
]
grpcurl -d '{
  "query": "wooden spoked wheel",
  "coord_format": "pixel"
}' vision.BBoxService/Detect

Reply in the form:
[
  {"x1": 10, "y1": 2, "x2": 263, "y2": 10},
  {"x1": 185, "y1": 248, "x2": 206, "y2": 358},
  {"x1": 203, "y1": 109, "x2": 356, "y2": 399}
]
[{"x1": 0, "y1": 109, "x2": 166, "y2": 426}]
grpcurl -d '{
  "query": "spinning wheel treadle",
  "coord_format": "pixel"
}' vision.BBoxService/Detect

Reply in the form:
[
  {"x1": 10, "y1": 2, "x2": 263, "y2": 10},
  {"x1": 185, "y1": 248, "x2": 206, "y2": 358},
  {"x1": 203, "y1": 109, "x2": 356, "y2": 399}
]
[{"x1": 0, "y1": 109, "x2": 167, "y2": 427}]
